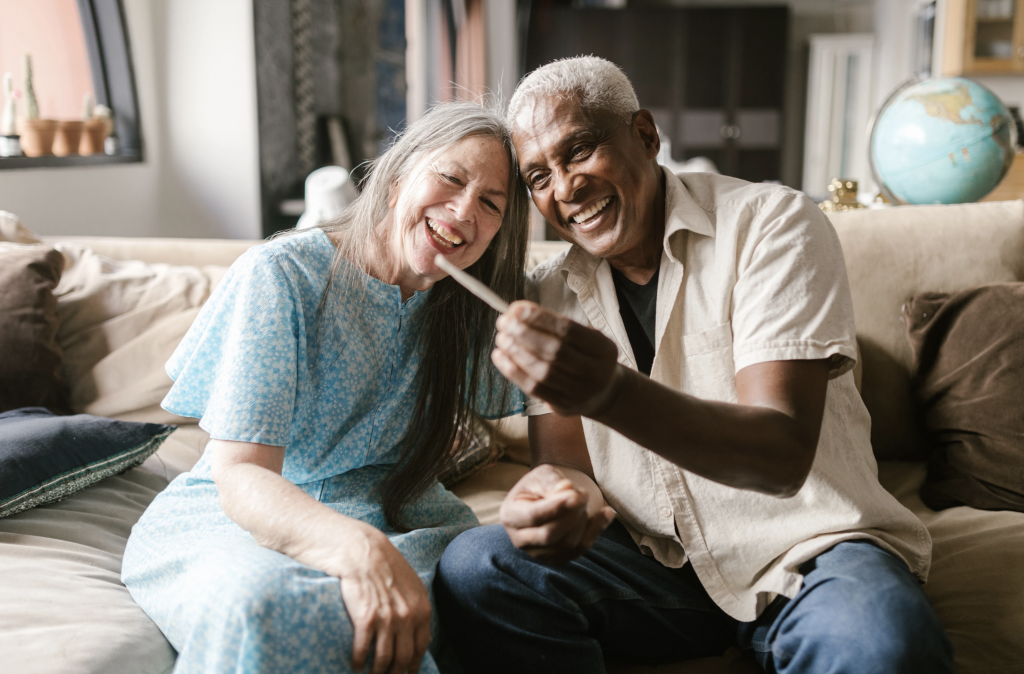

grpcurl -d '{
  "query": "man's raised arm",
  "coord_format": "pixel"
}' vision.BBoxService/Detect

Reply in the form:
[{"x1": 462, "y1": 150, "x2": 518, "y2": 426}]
[{"x1": 492, "y1": 302, "x2": 830, "y2": 498}]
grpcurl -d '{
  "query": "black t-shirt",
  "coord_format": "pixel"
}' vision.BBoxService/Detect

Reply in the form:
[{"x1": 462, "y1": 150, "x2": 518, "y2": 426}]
[{"x1": 610, "y1": 266, "x2": 658, "y2": 376}]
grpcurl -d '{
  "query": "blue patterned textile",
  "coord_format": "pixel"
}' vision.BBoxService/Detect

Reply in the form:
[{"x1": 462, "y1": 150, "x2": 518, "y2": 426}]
[{"x1": 122, "y1": 229, "x2": 520, "y2": 673}]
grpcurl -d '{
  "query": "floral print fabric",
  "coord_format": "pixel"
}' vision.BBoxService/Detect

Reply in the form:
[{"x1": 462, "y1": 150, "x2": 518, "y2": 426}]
[{"x1": 123, "y1": 229, "x2": 520, "y2": 672}]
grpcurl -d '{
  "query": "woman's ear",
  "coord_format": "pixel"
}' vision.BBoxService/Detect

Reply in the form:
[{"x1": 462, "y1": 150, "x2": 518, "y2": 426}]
[{"x1": 387, "y1": 178, "x2": 403, "y2": 209}]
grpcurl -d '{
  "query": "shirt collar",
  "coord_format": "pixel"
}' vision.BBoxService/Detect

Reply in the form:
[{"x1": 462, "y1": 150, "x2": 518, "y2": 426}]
[{"x1": 557, "y1": 165, "x2": 715, "y2": 292}]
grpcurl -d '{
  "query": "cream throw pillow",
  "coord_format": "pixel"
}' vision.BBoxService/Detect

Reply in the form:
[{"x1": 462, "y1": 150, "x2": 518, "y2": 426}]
[{"x1": 51, "y1": 242, "x2": 228, "y2": 423}]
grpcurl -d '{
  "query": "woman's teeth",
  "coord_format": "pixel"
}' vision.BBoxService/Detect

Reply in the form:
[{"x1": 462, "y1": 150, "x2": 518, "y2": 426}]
[
  {"x1": 572, "y1": 196, "x2": 612, "y2": 224},
  {"x1": 427, "y1": 218, "x2": 464, "y2": 247}
]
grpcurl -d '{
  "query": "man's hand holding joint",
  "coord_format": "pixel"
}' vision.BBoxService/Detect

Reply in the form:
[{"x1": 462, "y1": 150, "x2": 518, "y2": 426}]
[{"x1": 492, "y1": 301, "x2": 622, "y2": 417}]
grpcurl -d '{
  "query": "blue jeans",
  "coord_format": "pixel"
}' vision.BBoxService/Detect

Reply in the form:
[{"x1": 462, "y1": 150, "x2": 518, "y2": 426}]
[{"x1": 434, "y1": 521, "x2": 953, "y2": 673}]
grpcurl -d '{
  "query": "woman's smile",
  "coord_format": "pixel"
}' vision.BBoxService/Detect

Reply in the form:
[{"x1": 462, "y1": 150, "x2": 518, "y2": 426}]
[{"x1": 426, "y1": 216, "x2": 465, "y2": 249}]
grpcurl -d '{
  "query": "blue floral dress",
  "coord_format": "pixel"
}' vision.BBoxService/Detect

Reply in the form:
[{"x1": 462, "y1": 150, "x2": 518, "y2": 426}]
[{"x1": 122, "y1": 229, "x2": 521, "y2": 673}]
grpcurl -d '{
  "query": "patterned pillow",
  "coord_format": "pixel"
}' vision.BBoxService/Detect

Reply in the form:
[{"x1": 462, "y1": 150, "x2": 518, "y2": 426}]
[
  {"x1": 0, "y1": 407, "x2": 175, "y2": 518},
  {"x1": 439, "y1": 417, "x2": 505, "y2": 488}
]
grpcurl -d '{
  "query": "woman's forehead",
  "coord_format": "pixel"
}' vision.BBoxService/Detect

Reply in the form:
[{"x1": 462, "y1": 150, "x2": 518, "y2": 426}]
[{"x1": 428, "y1": 136, "x2": 511, "y2": 190}]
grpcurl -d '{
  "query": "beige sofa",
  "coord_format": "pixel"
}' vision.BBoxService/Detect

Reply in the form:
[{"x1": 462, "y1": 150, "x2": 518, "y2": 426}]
[{"x1": 2, "y1": 201, "x2": 1023, "y2": 674}]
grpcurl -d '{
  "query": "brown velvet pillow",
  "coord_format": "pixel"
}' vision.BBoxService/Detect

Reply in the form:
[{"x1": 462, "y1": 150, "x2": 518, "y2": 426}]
[
  {"x1": 904, "y1": 284, "x2": 1024, "y2": 512},
  {"x1": 0, "y1": 244, "x2": 70, "y2": 414}
]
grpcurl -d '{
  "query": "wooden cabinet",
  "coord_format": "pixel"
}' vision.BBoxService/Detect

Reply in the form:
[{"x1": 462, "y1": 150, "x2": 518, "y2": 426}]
[
  {"x1": 523, "y1": 4, "x2": 789, "y2": 183},
  {"x1": 943, "y1": 0, "x2": 1024, "y2": 75}
]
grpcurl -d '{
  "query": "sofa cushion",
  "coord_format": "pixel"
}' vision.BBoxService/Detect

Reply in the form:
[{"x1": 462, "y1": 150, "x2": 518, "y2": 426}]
[
  {"x1": 0, "y1": 466, "x2": 176, "y2": 674},
  {"x1": 903, "y1": 284, "x2": 1024, "y2": 512},
  {"x1": 50, "y1": 242, "x2": 230, "y2": 423},
  {"x1": 0, "y1": 243, "x2": 71, "y2": 414},
  {"x1": 0, "y1": 407, "x2": 174, "y2": 518},
  {"x1": 828, "y1": 201, "x2": 1024, "y2": 459},
  {"x1": 0, "y1": 210, "x2": 43, "y2": 244},
  {"x1": 878, "y1": 461, "x2": 1024, "y2": 674}
]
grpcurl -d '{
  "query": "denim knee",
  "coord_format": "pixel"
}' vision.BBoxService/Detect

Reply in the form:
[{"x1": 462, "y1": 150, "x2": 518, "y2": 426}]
[
  {"x1": 436, "y1": 524, "x2": 512, "y2": 600},
  {"x1": 768, "y1": 542, "x2": 953, "y2": 674}
]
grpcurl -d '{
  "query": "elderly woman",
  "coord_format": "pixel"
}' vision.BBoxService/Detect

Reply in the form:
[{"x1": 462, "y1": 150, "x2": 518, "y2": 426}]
[{"x1": 122, "y1": 102, "x2": 529, "y2": 674}]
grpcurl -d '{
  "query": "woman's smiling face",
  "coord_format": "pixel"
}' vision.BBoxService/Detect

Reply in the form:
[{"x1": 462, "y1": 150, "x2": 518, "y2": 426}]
[{"x1": 387, "y1": 134, "x2": 510, "y2": 292}]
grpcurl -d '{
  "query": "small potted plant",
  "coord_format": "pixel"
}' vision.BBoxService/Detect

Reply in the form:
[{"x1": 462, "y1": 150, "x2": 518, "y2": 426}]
[
  {"x1": 16, "y1": 54, "x2": 57, "y2": 157},
  {"x1": 0, "y1": 72, "x2": 22, "y2": 157},
  {"x1": 53, "y1": 93, "x2": 89, "y2": 157},
  {"x1": 80, "y1": 97, "x2": 111, "y2": 156}
]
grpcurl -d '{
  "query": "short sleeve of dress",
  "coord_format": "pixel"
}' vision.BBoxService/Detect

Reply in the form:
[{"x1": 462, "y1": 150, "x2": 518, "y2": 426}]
[
  {"x1": 162, "y1": 246, "x2": 300, "y2": 446},
  {"x1": 730, "y1": 191, "x2": 858, "y2": 378},
  {"x1": 471, "y1": 353, "x2": 525, "y2": 420}
]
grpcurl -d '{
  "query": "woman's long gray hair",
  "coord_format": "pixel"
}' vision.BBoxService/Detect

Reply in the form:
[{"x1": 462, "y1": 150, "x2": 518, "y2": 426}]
[{"x1": 315, "y1": 101, "x2": 530, "y2": 531}]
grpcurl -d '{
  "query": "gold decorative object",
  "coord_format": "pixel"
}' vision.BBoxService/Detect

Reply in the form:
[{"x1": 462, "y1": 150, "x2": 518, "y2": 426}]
[{"x1": 819, "y1": 178, "x2": 866, "y2": 212}]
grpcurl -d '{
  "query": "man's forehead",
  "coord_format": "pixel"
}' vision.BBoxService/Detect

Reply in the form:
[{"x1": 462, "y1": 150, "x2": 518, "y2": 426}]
[{"x1": 511, "y1": 95, "x2": 606, "y2": 152}]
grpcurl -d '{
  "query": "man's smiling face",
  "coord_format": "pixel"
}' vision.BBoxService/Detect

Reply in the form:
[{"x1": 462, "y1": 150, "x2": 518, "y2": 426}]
[{"x1": 512, "y1": 94, "x2": 663, "y2": 262}]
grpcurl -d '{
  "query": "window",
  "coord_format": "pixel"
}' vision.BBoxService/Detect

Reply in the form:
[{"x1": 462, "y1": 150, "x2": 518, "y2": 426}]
[{"x1": 0, "y1": 0, "x2": 141, "y2": 168}]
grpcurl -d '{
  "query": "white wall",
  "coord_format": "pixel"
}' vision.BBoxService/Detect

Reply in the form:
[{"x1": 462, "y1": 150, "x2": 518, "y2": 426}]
[{"x1": 0, "y1": 0, "x2": 262, "y2": 240}]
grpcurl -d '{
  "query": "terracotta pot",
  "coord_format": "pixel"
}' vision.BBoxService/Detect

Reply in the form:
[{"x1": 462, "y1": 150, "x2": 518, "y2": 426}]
[
  {"x1": 79, "y1": 118, "x2": 108, "y2": 155},
  {"x1": 16, "y1": 118, "x2": 57, "y2": 157},
  {"x1": 52, "y1": 120, "x2": 84, "y2": 156}
]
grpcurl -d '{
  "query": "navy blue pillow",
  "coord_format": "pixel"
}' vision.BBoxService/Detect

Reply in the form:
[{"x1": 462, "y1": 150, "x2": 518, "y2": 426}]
[{"x1": 0, "y1": 407, "x2": 175, "y2": 518}]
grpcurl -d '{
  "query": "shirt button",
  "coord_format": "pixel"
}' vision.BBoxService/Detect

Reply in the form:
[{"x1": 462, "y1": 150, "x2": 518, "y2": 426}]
[{"x1": 661, "y1": 507, "x2": 672, "y2": 519}]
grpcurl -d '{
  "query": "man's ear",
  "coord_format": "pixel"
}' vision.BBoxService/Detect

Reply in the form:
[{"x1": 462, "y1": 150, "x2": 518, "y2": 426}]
[{"x1": 633, "y1": 109, "x2": 661, "y2": 160}]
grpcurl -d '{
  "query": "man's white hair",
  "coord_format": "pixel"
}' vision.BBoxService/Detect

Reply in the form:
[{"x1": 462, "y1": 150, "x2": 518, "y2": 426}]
[{"x1": 508, "y1": 56, "x2": 639, "y2": 127}]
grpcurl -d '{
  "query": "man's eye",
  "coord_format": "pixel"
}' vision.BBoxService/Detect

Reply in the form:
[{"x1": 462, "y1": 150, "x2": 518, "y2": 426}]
[
  {"x1": 570, "y1": 145, "x2": 591, "y2": 159},
  {"x1": 530, "y1": 174, "x2": 549, "y2": 189},
  {"x1": 443, "y1": 173, "x2": 462, "y2": 185}
]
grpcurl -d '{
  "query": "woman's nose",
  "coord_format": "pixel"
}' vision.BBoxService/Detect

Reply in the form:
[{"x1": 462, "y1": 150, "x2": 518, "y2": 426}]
[{"x1": 448, "y1": 191, "x2": 474, "y2": 221}]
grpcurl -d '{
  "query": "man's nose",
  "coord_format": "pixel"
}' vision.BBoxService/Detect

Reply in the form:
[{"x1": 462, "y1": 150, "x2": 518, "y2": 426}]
[{"x1": 553, "y1": 168, "x2": 583, "y2": 203}]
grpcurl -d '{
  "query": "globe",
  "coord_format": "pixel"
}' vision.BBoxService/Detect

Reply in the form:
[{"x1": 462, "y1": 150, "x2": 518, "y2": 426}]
[{"x1": 870, "y1": 77, "x2": 1015, "y2": 205}]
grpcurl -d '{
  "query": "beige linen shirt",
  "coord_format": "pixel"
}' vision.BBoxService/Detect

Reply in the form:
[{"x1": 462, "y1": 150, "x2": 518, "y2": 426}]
[{"x1": 525, "y1": 168, "x2": 931, "y2": 622}]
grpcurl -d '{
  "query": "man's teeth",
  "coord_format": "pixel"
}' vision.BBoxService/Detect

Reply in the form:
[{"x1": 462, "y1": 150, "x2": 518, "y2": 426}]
[
  {"x1": 572, "y1": 197, "x2": 612, "y2": 224},
  {"x1": 427, "y1": 218, "x2": 464, "y2": 246}
]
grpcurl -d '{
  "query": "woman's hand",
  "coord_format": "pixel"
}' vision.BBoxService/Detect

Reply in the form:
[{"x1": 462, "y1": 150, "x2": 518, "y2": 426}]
[
  {"x1": 326, "y1": 524, "x2": 432, "y2": 674},
  {"x1": 210, "y1": 441, "x2": 431, "y2": 674},
  {"x1": 491, "y1": 301, "x2": 623, "y2": 417}
]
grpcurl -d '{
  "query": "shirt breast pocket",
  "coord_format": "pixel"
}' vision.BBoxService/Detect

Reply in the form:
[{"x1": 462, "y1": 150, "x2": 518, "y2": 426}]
[{"x1": 678, "y1": 322, "x2": 738, "y2": 403}]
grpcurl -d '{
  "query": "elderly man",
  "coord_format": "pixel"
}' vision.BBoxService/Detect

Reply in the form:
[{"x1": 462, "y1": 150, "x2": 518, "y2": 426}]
[{"x1": 434, "y1": 57, "x2": 952, "y2": 673}]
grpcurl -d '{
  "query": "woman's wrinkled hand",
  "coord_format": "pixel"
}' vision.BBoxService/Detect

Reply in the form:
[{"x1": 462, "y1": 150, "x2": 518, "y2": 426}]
[
  {"x1": 323, "y1": 525, "x2": 432, "y2": 674},
  {"x1": 491, "y1": 301, "x2": 623, "y2": 417}
]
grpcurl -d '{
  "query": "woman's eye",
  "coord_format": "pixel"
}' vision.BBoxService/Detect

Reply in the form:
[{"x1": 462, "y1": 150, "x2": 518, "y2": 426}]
[
  {"x1": 442, "y1": 173, "x2": 462, "y2": 185},
  {"x1": 481, "y1": 198, "x2": 502, "y2": 214}
]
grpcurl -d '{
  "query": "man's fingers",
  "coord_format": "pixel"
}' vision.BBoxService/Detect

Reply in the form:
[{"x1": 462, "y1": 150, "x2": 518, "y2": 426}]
[
  {"x1": 491, "y1": 348, "x2": 540, "y2": 394},
  {"x1": 578, "y1": 507, "x2": 616, "y2": 551},
  {"x1": 506, "y1": 301, "x2": 573, "y2": 338},
  {"x1": 501, "y1": 489, "x2": 580, "y2": 529},
  {"x1": 505, "y1": 302, "x2": 619, "y2": 359}
]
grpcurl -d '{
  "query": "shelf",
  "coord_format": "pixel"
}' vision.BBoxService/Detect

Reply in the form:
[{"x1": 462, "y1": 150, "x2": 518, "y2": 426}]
[{"x1": 0, "y1": 153, "x2": 142, "y2": 170}]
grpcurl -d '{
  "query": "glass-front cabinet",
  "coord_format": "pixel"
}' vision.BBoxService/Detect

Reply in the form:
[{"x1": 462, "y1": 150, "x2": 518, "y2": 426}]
[{"x1": 960, "y1": 0, "x2": 1024, "y2": 74}]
